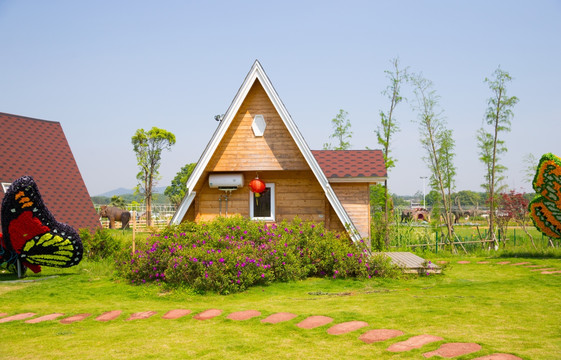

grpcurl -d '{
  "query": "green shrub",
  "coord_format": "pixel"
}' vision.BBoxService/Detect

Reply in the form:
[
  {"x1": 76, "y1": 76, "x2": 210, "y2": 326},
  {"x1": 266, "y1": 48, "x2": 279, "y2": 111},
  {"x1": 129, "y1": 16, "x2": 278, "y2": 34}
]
[
  {"x1": 115, "y1": 216, "x2": 399, "y2": 294},
  {"x1": 80, "y1": 228, "x2": 122, "y2": 260}
]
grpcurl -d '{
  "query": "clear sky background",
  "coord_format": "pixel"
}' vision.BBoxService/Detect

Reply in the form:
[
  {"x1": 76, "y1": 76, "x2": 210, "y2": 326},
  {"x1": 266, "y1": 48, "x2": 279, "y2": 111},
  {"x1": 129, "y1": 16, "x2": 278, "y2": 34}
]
[{"x1": 1, "y1": 1, "x2": 560, "y2": 197}]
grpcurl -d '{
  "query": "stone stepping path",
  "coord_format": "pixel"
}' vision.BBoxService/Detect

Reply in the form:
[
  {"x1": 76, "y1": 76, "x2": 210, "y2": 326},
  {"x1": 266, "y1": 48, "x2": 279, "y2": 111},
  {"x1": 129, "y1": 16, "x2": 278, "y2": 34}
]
[
  {"x1": 261, "y1": 312, "x2": 297, "y2": 324},
  {"x1": 96, "y1": 310, "x2": 122, "y2": 322},
  {"x1": 61, "y1": 313, "x2": 91, "y2": 324},
  {"x1": 296, "y1": 315, "x2": 333, "y2": 329},
  {"x1": 423, "y1": 342, "x2": 482, "y2": 358},
  {"x1": 327, "y1": 320, "x2": 368, "y2": 335},
  {"x1": 162, "y1": 309, "x2": 190, "y2": 319},
  {"x1": 226, "y1": 310, "x2": 261, "y2": 321},
  {"x1": 0, "y1": 308, "x2": 525, "y2": 359},
  {"x1": 126, "y1": 311, "x2": 157, "y2": 321},
  {"x1": 25, "y1": 313, "x2": 64, "y2": 324},
  {"x1": 387, "y1": 334, "x2": 444, "y2": 352},
  {"x1": 0, "y1": 312, "x2": 36, "y2": 323},
  {"x1": 193, "y1": 308, "x2": 222, "y2": 320}
]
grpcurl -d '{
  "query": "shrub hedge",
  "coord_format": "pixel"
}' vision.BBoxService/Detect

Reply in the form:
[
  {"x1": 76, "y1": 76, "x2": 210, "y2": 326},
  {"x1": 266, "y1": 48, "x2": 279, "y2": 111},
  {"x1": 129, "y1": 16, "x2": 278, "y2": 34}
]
[{"x1": 115, "y1": 216, "x2": 400, "y2": 294}]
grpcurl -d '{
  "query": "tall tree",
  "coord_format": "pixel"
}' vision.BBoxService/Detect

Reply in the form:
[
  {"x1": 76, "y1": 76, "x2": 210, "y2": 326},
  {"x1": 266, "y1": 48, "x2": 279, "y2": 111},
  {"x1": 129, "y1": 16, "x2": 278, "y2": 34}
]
[
  {"x1": 410, "y1": 74, "x2": 457, "y2": 245},
  {"x1": 376, "y1": 57, "x2": 408, "y2": 247},
  {"x1": 131, "y1": 127, "x2": 176, "y2": 226},
  {"x1": 323, "y1": 109, "x2": 352, "y2": 150},
  {"x1": 165, "y1": 163, "x2": 196, "y2": 207},
  {"x1": 477, "y1": 67, "x2": 518, "y2": 246}
]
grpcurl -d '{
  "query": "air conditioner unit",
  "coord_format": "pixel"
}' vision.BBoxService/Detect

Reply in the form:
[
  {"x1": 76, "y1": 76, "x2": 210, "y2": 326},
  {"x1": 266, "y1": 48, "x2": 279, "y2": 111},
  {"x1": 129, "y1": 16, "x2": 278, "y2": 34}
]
[{"x1": 209, "y1": 173, "x2": 244, "y2": 190}]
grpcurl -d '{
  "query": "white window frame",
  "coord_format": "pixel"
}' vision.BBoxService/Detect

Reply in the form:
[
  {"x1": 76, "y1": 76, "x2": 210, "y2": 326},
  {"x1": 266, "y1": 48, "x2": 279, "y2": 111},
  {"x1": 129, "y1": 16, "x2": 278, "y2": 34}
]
[
  {"x1": 249, "y1": 183, "x2": 275, "y2": 221},
  {"x1": 1, "y1": 183, "x2": 11, "y2": 193}
]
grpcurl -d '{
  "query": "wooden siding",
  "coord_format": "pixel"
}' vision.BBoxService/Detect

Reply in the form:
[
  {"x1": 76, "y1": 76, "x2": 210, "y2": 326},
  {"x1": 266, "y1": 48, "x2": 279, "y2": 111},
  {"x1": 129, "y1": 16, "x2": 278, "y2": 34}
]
[
  {"x1": 182, "y1": 171, "x2": 347, "y2": 234},
  {"x1": 207, "y1": 80, "x2": 309, "y2": 173},
  {"x1": 330, "y1": 183, "x2": 371, "y2": 240}
]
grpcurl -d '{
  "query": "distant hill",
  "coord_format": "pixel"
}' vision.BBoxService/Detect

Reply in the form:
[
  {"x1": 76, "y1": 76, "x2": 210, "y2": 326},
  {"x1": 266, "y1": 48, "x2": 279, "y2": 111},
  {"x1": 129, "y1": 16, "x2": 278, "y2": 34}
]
[{"x1": 95, "y1": 186, "x2": 166, "y2": 197}]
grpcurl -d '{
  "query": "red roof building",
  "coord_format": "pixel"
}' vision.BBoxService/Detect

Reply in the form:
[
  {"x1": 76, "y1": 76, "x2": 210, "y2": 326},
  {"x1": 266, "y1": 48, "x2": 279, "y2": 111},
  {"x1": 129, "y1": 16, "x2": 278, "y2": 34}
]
[
  {"x1": 0, "y1": 112, "x2": 100, "y2": 231},
  {"x1": 312, "y1": 150, "x2": 387, "y2": 180}
]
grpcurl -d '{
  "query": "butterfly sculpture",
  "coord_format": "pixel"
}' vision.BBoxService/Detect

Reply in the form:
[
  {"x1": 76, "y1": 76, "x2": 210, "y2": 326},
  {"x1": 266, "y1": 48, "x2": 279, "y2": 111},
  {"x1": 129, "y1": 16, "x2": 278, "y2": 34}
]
[
  {"x1": 529, "y1": 153, "x2": 561, "y2": 239},
  {"x1": 0, "y1": 176, "x2": 83, "y2": 274}
]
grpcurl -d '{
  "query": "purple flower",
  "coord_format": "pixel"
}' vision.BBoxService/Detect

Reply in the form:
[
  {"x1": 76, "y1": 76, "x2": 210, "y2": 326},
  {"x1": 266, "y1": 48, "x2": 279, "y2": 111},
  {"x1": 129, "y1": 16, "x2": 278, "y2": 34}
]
[
  {"x1": 219, "y1": 258, "x2": 225, "y2": 263},
  {"x1": 261, "y1": 273, "x2": 265, "y2": 278}
]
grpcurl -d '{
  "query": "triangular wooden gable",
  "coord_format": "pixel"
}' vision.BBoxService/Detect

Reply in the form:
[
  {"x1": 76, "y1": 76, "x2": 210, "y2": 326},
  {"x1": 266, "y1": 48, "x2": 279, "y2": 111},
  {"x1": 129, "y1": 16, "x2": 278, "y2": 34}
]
[{"x1": 171, "y1": 61, "x2": 361, "y2": 243}]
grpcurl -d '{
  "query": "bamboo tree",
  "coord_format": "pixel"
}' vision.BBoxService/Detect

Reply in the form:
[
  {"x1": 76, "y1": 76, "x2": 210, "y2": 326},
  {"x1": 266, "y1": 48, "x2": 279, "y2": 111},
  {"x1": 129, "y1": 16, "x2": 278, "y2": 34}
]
[
  {"x1": 410, "y1": 74, "x2": 457, "y2": 247},
  {"x1": 478, "y1": 67, "x2": 518, "y2": 247},
  {"x1": 376, "y1": 57, "x2": 408, "y2": 247}
]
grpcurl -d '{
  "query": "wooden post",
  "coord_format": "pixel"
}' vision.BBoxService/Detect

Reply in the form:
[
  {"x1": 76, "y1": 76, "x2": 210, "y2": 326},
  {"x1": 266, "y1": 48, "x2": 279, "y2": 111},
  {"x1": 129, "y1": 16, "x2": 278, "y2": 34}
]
[{"x1": 132, "y1": 210, "x2": 136, "y2": 255}]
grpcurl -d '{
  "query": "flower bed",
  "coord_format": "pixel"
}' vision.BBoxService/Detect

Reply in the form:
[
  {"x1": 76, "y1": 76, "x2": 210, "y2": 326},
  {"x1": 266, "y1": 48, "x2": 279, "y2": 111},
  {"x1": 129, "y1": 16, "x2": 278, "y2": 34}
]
[{"x1": 115, "y1": 216, "x2": 398, "y2": 294}]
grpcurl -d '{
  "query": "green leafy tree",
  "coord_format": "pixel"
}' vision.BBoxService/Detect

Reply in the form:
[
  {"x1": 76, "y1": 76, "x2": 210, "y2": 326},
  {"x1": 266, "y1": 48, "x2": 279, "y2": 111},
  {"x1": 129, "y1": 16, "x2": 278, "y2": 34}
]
[
  {"x1": 109, "y1": 195, "x2": 126, "y2": 209},
  {"x1": 131, "y1": 127, "x2": 176, "y2": 226},
  {"x1": 165, "y1": 163, "x2": 196, "y2": 207},
  {"x1": 477, "y1": 67, "x2": 518, "y2": 246},
  {"x1": 410, "y1": 74, "x2": 457, "y2": 246},
  {"x1": 323, "y1": 109, "x2": 352, "y2": 150},
  {"x1": 376, "y1": 58, "x2": 408, "y2": 246},
  {"x1": 454, "y1": 190, "x2": 482, "y2": 207}
]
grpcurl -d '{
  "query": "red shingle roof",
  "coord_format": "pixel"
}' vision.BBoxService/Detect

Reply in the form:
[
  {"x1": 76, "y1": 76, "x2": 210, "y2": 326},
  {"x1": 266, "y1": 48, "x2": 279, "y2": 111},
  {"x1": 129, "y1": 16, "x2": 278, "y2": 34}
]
[
  {"x1": 0, "y1": 112, "x2": 100, "y2": 231},
  {"x1": 311, "y1": 150, "x2": 387, "y2": 179}
]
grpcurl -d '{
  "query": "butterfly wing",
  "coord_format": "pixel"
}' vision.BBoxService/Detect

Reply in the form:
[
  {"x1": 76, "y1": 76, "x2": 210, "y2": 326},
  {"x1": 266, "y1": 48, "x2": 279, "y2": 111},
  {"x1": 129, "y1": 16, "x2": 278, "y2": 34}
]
[
  {"x1": 530, "y1": 153, "x2": 561, "y2": 239},
  {"x1": 1, "y1": 176, "x2": 83, "y2": 272}
]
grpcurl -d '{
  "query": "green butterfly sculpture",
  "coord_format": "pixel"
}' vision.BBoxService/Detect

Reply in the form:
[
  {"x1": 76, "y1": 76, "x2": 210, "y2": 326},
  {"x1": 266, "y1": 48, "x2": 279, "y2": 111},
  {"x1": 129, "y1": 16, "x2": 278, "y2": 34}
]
[{"x1": 529, "y1": 153, "x2": 561, "y2": 239}]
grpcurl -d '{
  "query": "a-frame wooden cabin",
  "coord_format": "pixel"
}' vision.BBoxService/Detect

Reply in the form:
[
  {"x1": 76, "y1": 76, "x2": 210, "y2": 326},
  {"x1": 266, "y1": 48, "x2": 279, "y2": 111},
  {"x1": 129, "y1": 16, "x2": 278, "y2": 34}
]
[{"x1": 171, "y1": 61, "x2": 386, "y2": 243}]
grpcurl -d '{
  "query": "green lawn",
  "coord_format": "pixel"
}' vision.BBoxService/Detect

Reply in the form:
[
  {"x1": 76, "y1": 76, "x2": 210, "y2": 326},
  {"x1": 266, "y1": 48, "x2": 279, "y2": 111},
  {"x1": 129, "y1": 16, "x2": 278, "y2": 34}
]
[{"x1": 1, "y1": 256, "x2": 560, "y2": 359}]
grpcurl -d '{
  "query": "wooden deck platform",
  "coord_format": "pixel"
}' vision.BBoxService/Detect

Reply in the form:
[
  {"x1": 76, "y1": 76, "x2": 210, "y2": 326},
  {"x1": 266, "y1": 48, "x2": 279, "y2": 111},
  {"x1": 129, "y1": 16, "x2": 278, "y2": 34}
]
[{"x1": 382, "y1": 252, "x2": 441, "y2": 274}]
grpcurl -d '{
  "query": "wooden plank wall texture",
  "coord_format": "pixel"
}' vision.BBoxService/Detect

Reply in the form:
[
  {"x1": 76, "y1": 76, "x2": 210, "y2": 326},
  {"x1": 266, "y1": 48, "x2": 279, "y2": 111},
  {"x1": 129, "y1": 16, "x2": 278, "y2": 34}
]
[{"x1": 330, "y1": 183, "x2": 371, "y2": 240}]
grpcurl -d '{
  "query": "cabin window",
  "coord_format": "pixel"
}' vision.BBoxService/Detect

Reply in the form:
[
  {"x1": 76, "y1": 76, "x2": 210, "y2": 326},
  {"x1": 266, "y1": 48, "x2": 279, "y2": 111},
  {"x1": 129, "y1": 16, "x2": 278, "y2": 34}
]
[
  {"x1": 1, "y1": 183, "x2": 11, "y2": 193},
  {"x1": 250, "y1": 183, "x2": 275, "y2": 221}
]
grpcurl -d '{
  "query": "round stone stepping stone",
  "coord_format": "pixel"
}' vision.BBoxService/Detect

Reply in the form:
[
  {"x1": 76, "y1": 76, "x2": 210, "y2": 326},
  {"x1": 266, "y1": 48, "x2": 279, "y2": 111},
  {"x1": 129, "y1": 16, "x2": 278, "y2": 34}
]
[
  {"x1": 0, "y1": 313, "x2": 7, "y2": 318},
  {"x1": 162, "y1": 309, "x2": 191, "y2": 319},
  {"x1": 387, "y1": 334, "x2": 444, "y2": 352},
  {"x1": 496, "y1": 261, "x2": 510, "y2": 265},
  {"x1": 457, "y1": 261, "x2": 470, "y2": 264},
  {"x1": 472, "y1": 354, "x2": 523, "y2": 360},
  {"x1": 359, "y1": 329, "x2": 404, "y2": 343},
  {"x1": 95, "y1": 310, "x2": 122, "y2": 322},
  {"x1": 541, "y1": 270, "x2": 561, "y2": 274},
  {"x1": 296, "y1": 315, "x2": 333, "y2": 329},
  {"x1": 60, "y1": 313, "x2": 91, "y2": 324},
  {"x1": 327, "y1": 320, "x2": 368, "y2": 335},
  {"x1": 227, "y1": 310, "x2": 261, "y2": 321},
  {"x1": 437, "y1": 261, "x2": 448, "y2": 264},
  {"x1": 423, "y1": 342, "x2": 482, "y2": 358},
  {"x1": 530, "y1": 268, "x2": 555, "y2": 272},
  {"x1": 510, "y1": 262, "x2": 530, "y2": 266},
  {"x1": 261, "y1": 312, "x2": 298, "y2": 324},
  {"x1": 0, "y1": 312, "x2": 36, "y2": 323},
  {"x1": 126, "y1": 311, "x2": 157, "y2": 321},
  {"x1": 524, "y1": 265, "x2": 541, "y2": 268},
  {"x1": 25, "y1": 313, "x2": 64, "y2": 324},
  {"x1": 477, "y1": 261, "x2": 490, "y2": 264},
  {"x1": 193, "y1": 309, "x2": 222, "y2": 320}
]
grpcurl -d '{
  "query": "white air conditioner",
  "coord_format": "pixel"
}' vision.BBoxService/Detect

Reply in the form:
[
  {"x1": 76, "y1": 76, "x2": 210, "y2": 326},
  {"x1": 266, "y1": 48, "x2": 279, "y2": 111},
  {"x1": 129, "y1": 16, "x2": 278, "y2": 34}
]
[{"x1": 209, "y1": 173, "x2": 244, "y2": 190}]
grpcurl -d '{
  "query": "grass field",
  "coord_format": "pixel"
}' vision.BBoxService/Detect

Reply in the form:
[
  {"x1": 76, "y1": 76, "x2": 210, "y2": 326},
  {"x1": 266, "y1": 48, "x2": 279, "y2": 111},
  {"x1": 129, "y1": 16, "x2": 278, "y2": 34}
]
[{"x1": 1, "y1": 253, "x2": 560, "y2": 359}]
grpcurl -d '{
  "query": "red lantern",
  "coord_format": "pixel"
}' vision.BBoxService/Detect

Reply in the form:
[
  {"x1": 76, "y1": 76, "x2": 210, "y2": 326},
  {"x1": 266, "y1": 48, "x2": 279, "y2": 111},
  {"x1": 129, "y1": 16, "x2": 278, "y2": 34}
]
[{"x1": 249, "y1": 177, "x2": 266, "y2": 195}]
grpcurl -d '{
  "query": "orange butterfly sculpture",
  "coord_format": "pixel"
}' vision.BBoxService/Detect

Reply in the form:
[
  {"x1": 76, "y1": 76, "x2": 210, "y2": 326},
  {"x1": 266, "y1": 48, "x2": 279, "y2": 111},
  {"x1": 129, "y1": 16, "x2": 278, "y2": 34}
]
[{"x1": 529, "y1": 153, "x2": 561, "y2": 239}]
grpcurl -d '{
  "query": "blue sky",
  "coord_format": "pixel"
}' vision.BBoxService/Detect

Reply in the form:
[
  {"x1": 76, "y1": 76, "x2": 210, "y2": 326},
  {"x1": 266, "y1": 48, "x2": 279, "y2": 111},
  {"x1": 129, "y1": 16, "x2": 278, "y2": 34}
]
[{"x1": 1, "y1": 1, "x2": 560, "y2": 196}]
